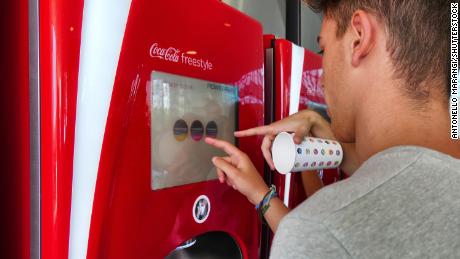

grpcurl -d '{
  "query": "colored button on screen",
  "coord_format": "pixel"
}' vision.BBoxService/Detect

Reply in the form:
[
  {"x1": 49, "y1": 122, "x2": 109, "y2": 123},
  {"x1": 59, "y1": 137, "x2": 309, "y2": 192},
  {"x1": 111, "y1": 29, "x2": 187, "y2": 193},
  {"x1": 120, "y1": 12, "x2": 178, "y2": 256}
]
[
  {"x1": 191, "y1": 120, "x2": 204, "y2": 141},
  {"x1": 205, "y1": 121, "x2": 218, "y2": 138},
  {"x1": 173, "y1": 119, "x2": 188, "y2": 142}
]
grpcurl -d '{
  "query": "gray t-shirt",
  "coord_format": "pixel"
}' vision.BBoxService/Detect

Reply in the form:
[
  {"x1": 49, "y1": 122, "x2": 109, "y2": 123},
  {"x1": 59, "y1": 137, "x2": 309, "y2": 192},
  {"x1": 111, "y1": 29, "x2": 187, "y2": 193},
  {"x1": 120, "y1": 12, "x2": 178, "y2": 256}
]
[{"x1": 270, "y1": 146, "x2": 460, "y2": 258}]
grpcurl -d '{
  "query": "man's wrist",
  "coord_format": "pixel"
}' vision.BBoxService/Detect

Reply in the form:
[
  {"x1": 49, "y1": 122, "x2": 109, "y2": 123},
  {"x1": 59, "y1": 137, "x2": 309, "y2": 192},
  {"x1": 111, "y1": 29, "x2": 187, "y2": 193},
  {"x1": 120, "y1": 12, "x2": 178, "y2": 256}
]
[
  {"x1": 251, "y1": 185, "x2": 270, "y2": 206},
  {"x1": 256, "y1": 185, "x2": 278, "y2": 220}
]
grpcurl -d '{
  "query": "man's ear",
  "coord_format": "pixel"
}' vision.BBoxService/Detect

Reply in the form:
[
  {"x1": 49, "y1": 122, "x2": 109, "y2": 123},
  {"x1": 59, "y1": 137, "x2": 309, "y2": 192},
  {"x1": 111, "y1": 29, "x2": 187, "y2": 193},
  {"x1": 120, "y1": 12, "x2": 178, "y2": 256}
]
[{"x1": 350, "y1": 10, "x2": 376, "y2": 67}]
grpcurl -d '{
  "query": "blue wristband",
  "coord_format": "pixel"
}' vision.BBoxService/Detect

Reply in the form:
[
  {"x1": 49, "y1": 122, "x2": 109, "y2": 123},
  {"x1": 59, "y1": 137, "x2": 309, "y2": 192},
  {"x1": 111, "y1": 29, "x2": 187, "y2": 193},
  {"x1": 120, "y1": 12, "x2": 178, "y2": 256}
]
[{"x1": 256, "y1": 185, "x2": 277, "y2": 219}]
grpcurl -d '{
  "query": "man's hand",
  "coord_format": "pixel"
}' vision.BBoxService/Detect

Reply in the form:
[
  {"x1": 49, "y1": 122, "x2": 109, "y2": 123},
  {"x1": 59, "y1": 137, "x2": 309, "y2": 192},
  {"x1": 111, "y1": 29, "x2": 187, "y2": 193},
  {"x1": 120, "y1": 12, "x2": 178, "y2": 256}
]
[
  {"x1": 235, "y1": 110, "x2": 334, "y2": 170},
  {"x1": 206, "y1": 137, "x2": 290, "y2": 232},
  {"x1": 205, "y1": 137, "x2": 269, "y2": 205}
]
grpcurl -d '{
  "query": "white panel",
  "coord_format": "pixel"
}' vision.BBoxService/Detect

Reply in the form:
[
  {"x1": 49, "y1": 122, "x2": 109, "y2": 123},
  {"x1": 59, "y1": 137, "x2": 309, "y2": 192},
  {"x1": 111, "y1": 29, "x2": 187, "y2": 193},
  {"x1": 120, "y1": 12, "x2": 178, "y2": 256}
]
[
  {"x1": 283, "y1": 43, "x2": 305, "y2": 207},
  {"x1": 69, "y1": 0, "x2": 132, "y2": 258}
]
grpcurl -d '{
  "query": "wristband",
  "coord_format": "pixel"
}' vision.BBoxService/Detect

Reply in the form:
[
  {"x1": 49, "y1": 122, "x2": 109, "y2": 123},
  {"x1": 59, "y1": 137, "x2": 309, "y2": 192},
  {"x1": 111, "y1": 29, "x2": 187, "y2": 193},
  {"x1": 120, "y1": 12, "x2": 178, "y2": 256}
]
[{"x1": 255, "y1": 185, "x2": 278, "y2": 220}]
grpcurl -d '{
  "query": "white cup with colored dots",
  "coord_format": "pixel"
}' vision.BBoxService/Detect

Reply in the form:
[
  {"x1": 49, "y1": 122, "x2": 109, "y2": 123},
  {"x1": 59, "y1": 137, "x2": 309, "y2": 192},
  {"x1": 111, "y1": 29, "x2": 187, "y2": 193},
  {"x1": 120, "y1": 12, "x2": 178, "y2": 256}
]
[{"x1": 272, "y1": 132, "x2": 343, "y2": 174}]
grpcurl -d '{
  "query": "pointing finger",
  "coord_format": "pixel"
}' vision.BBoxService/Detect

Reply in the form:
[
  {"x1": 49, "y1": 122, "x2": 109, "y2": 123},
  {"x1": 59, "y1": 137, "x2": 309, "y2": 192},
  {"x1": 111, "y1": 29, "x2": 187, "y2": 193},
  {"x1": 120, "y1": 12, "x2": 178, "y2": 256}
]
[{"x1": 234, "y1": 125, "x2": 274, "y2": 137}]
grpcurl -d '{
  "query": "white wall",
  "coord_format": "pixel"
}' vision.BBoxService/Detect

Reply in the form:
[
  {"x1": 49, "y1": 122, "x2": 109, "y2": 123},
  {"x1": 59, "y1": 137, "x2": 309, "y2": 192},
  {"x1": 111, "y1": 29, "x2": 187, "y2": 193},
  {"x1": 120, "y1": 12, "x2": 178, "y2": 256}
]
[
  {"x1": 222, "y1": 0, "x2": 286, "y2": 38},
  {"x1": 301, "y1": 3, "x2": 322, "y2": 53},
  {"x1": 223, "y1": 0, "x2": 322, "y2": 52}
]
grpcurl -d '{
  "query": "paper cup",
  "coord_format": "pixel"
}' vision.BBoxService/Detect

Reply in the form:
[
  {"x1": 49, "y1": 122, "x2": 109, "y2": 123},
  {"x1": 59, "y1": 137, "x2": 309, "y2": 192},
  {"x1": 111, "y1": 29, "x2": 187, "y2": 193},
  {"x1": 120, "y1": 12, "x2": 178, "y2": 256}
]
[{"x1": 272, "y1": 132, "x2": 343, "y2": 174}]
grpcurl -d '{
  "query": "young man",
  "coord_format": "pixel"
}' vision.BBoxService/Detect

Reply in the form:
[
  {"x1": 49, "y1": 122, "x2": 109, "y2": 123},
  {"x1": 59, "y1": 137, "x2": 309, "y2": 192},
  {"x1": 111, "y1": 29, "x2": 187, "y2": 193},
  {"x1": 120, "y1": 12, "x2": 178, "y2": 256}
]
[{"x1": 205, "y1": 0, "x2": 460, "y2": 257}]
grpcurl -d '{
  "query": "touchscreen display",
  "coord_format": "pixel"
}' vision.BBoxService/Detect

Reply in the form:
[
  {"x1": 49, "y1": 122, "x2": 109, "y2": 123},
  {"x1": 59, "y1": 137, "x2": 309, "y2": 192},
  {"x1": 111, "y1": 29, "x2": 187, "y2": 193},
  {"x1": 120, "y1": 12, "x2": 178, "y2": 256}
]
[{"x1": 150, "y1": 71, "x2": 238, "y2": 190}]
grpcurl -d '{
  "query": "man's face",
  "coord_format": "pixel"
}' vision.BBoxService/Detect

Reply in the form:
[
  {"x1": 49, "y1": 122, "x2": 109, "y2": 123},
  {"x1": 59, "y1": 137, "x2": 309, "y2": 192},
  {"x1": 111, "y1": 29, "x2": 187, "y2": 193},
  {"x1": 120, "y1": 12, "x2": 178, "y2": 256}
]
[{"x1": 319, "y1": 17, "x2": 358, "y2": 143}]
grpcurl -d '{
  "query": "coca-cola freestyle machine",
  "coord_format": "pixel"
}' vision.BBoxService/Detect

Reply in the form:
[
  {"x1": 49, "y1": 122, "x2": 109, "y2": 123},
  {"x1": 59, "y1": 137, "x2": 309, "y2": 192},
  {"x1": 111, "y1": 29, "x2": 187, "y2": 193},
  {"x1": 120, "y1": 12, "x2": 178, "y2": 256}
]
[
  {"x1": 9, "y1": 0, "x2": 343, "y2": 258},
  {"x1": 32, "y1": 0, "x2": 265, "y2": 258}
]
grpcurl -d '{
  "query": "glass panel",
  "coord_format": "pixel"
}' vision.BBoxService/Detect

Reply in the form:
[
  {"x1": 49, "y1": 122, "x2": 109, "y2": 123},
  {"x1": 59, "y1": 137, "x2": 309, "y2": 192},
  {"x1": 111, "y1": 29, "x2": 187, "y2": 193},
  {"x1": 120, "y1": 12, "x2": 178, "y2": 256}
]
[
  {"x1": 223, "y1": 0, "x2": 286, "y2": 38},
  {"x1": 150, "y1": 71, "x2": 238, "y2": 190}
]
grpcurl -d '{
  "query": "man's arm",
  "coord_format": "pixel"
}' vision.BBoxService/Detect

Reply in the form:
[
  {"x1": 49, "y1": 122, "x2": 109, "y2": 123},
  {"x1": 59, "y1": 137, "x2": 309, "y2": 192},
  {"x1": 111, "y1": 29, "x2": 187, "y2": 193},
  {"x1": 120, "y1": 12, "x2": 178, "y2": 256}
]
[
  {"x1": 263, "y1": 197, "x2": 290, "y2": 232},
  {"x1": 301, "y1": 171, "x2": 324, "y2": 197}
]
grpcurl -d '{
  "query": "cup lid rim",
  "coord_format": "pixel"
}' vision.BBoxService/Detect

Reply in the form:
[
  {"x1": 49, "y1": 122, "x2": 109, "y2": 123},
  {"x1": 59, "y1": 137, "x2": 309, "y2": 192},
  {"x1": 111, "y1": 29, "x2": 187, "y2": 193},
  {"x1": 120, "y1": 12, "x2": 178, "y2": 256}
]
[{"x1": 272, "y1": 132, "x2": 296, "y2": 174}]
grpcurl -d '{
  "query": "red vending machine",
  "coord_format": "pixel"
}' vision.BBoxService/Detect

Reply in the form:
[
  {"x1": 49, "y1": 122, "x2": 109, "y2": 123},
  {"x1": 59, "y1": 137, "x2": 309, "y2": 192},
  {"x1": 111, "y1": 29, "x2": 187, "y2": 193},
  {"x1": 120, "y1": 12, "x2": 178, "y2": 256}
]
[
  {"x1": 263, "y1": 36, "x2": 342, "y2": 211},
  {"x1": 36, "y1": 0, "x2": 265, "y2": 258},
  {"x1": 10, "y1": 0, "x2": 341, "y2": 258}
]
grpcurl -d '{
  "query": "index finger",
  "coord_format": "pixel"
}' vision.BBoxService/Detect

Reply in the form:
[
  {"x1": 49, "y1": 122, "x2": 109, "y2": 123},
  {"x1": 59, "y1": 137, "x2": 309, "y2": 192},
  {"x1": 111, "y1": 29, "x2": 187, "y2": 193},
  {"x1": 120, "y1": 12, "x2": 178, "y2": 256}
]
[
  {"x1": 205, "y1": 137, "x2": 244, "y2": 157},
  {"x1": 234, "y1": 125, "x2": 274, "y2": 137}
]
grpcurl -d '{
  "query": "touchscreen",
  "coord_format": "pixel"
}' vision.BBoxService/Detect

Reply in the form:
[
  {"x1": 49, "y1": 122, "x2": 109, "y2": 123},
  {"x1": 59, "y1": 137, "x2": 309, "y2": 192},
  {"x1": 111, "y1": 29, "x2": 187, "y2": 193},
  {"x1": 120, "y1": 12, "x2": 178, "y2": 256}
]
[{"x1": 150, "y1": 71, "x2": 238, "y2": 190}]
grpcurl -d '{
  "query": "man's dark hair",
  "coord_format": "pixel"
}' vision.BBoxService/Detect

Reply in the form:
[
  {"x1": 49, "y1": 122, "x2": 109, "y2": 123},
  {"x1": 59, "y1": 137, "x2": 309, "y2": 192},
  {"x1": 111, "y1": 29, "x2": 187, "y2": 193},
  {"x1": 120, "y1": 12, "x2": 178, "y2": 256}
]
[{"x1": 304, "y1": 0, "x2": 451, "y2": 101}]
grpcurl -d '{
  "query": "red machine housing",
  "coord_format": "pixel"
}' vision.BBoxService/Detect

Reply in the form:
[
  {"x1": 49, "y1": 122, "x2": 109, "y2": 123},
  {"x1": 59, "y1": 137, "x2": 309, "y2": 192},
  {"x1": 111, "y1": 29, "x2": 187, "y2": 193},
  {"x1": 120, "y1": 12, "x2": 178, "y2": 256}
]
[{"x1": 86, "y1": 1, "x2": 264, "y2": 258}]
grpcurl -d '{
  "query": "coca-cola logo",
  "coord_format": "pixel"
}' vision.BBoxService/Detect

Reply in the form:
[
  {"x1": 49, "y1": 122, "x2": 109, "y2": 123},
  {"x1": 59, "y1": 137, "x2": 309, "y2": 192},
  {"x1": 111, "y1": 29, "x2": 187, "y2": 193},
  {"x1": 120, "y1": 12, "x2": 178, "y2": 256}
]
[
  {"x1": 149, "y1": 43, "x2": 180, "y2": 62},
  {"x1": 148, "y1": 42, "x2": 213, "y2": 71}
]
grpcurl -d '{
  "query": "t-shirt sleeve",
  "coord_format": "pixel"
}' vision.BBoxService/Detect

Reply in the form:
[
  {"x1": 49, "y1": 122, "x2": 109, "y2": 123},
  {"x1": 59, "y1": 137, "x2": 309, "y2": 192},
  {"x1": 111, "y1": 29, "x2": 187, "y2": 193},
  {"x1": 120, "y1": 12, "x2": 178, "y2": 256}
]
[{"x1": 270, "y1": 216, "x2": 352, "y2": 259}]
